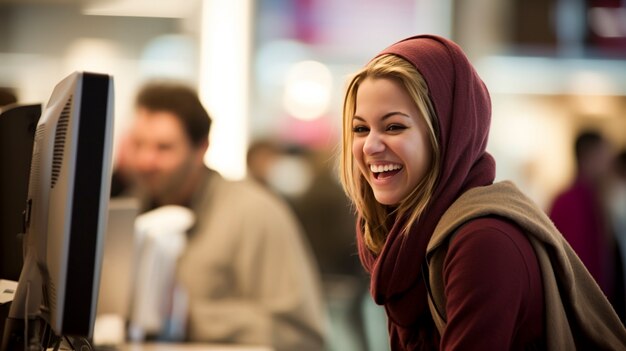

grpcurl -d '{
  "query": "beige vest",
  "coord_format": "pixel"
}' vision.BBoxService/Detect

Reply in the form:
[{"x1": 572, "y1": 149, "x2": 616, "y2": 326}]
[{"x1": 425, "y1": 181, "x2": 626, "y2": 350}]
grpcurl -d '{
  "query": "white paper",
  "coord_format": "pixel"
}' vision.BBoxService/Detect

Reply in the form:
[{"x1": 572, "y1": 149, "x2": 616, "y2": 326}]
[{"x1": 0, "y1": 279, "x2": 18, "y2": 304}]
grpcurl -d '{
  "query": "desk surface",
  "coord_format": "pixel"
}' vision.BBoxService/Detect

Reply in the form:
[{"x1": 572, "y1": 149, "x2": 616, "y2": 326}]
[{"x1": 119, "y1": 343, "x2": 273, "y2": 351}]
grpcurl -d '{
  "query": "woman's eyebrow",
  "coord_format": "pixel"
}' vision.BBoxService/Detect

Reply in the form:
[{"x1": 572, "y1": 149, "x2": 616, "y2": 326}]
[{"x1": 353, "y1": 111, "x2": 410, "y2": 121}]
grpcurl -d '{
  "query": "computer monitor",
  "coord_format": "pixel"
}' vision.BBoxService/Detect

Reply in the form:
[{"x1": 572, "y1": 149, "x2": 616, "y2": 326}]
[
  {"x1": 0, "y1": 104, "x2": 42, "y2": 281},
  {"x1": 1, "y1": 71, "x2": 114, "y2": 351}
]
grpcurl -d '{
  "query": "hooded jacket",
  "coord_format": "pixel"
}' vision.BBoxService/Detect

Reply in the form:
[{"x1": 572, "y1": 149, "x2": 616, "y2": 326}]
[{"x1": 357, "y1": 35, "x2": 496, "y2": 349}]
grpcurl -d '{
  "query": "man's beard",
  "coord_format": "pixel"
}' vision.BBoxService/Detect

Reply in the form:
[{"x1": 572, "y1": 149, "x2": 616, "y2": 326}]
[{"x1": 137, "y1": 158, "x2": 197, "y2": 205}]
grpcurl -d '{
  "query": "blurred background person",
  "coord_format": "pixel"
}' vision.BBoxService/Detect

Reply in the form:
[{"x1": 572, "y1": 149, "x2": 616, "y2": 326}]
[
  {"x1": 120, "y1": 82, "x2": 327, "y2": 351},
  {"x1": 548, "y1": 130, "x2": 624, "y2": 318},
  {"x1": 246, "y1": 139, "x2": 283, "y2": 188},
  {"x1": 246, "y1": 140, "x2": 369, "y2": 351},
  {"x1": 609, "y1": 149, "x2": 626, "y2": 321}
]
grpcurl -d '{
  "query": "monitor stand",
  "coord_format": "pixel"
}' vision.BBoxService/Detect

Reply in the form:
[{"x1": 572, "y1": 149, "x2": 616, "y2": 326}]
[
  {"x1": 2, "y1": 316, "x2": 94, "y2": 351},
  {"x1": 65, "y1": 336, "x2": 94, "y2": 351}
]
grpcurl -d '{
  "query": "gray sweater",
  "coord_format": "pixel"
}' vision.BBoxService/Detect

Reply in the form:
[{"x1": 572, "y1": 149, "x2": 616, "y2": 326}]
[{"x1": 175, "y1": 169, "x2": 326, "y2": 350}]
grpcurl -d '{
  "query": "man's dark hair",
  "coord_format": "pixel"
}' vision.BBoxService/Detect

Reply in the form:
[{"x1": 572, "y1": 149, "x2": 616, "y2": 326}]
[
  {"x1": 575, "y1": 130, "x2": 604, "y2": 164},
  {"x1": 136, "y1": 82, "x2": 211, "y2": 146}
]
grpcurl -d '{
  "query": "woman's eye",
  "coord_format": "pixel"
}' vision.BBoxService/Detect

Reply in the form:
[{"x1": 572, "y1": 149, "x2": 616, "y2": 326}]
[
  {"x1": 387, "y1": 124, "x2": 406, "y2": 132},
  {"x1": 352, "y1": 125, "x2": 369, "y2": 133}
]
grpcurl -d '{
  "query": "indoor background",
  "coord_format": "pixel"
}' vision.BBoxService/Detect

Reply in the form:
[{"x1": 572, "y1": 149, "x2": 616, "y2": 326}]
[{"x1": 1, "y1": 0, "x2": 625, "y2": 350}]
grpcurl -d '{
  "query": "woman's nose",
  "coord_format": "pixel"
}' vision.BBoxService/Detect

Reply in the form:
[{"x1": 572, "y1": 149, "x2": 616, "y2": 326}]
[{"x1": 363, "y1": 132, "x2": 385, "y2": 155}]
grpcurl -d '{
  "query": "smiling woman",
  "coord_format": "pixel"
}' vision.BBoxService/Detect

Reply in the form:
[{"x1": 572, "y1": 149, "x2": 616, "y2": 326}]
[
  {"x1": 351, "y1": 76, "x2": 433, "y2": 207},
  {"x1": 338, "y1": 34, "x2": 626, "y2": 351},
  {"x1": 341, "y1": 54, "x2": 440, "y2": 253}
]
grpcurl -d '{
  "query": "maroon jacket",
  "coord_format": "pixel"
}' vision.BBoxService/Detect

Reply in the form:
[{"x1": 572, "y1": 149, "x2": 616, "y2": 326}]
[{"x1": 440, "y1": 216, "x2": 544, "y2": 350}]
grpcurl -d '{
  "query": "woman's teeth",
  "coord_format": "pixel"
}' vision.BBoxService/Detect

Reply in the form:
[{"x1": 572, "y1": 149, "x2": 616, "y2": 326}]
[{"x1": 370, "y1": 164, "x2": 402, "y2": 173}]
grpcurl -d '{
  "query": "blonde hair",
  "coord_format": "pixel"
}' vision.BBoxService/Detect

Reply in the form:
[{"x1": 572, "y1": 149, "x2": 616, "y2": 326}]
[{"x1": 339, "y1": 54, "x2": 441, "y2": 254}]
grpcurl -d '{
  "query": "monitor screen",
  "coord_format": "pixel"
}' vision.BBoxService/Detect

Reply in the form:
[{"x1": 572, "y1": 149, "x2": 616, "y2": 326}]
[
  {"x1": 1, "y1": 71, "x2": 114, "y2": 350},
  {"x1": 0, "y1": 104, "x2": 42, "y2": 281}
]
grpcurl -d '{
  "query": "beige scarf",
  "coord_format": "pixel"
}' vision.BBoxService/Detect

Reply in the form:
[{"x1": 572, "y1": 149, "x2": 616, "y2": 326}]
[{"x1": 425, "y1": 181, "x2": 626, "y2": 350}]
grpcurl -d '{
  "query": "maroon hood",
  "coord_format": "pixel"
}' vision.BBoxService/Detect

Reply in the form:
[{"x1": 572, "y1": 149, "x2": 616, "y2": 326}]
[{"x1": 356, "y1": 35, "x2": 496, "y2": 348}]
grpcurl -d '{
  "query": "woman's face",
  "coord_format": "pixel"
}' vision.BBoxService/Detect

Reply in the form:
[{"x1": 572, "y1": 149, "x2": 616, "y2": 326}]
[{"x1": 351, "y1": 77, "x2": 433, "y2": 206}]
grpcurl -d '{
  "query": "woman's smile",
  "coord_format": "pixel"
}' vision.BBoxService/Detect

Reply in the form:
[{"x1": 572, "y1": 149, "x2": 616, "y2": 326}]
[{"x1": 370, "y1": 163, "x2": 403, "y2": 180}]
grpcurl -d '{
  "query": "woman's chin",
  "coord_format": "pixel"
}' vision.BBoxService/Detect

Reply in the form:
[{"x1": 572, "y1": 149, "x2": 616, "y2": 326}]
[{"x1": 373, "y1": 192, "x2": 400, "y2": 206}]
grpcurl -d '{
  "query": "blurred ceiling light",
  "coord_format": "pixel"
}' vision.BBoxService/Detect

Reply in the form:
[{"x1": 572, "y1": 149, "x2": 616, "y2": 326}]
[
  {"x1": 478, "y1": 56, "x2": 626, "y2": 96},
  {"x1": 283, "y1": 60, "x2": 332, "y2": 121},
  {"x1": 64, "y1": 38, "x2": 120, "y2": 74},
  {"x1": 82, "y1": 0, "x2": 196, "y2": 18},
  {"x1": 588, "y1": 7, "x2": 626, "y2": 38}
]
